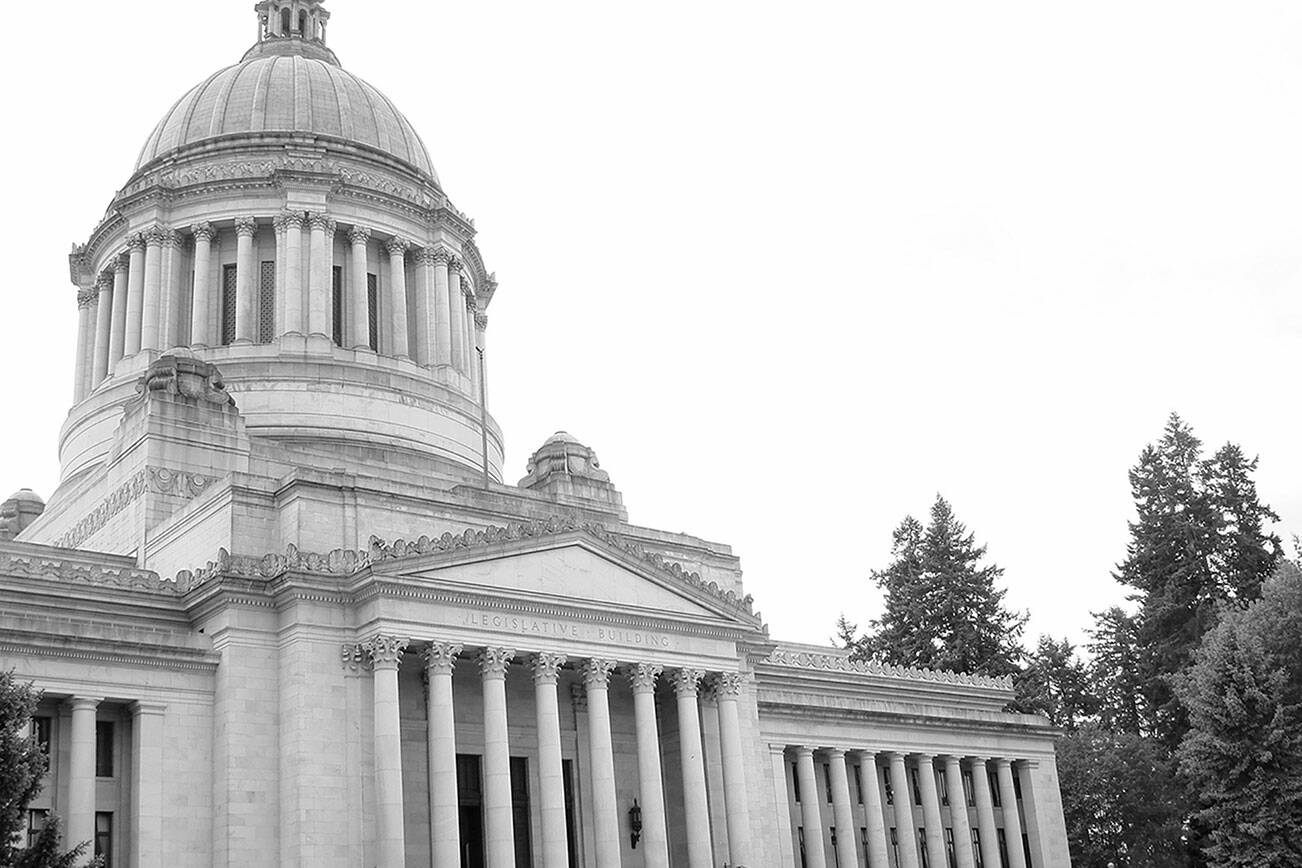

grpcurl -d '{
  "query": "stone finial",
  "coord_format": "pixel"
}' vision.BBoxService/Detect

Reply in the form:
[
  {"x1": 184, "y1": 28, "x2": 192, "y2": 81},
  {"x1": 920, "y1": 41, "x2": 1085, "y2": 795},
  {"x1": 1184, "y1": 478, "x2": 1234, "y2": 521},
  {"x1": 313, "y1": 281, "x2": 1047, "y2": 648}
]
[
  {"x1": 136, "y1": 351, "x2": 236, "y2": 408},
  {"x1": 478, "y1": 647, "x2": 515, "y2": 678},
  {"x1": 531, "y1": 652, "x2": 567, "y2": 684},
  {"x1": 517, "y1": 431, "x2": 626, "y2": 519},
  {"x1": 422, "y1": 642, "x2": 462, "y2": 675},
  {"x1": 628, "y1": 663, "x2": 662, "y2": 694}
]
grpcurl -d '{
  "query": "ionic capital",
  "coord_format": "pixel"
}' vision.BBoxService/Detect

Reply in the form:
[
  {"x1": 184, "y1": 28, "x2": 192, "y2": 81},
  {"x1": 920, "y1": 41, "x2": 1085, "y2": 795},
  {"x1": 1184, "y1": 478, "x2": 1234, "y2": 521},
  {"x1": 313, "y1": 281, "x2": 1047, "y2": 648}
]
[
  {"x1": 628, "y1": 662, "x2": 662, "y2": 694},
  {"x1": 671, "y1": 668, "x2": 703, "y2": 698},
  {"x1": 126, "y1": 232, "x2": 148, "y2": 252},
  {"x1": 713, "y1": 671, "x2": 745, "y2": 698},
  {"x1": 422, "y1": 641, "x2": 463, "y2": 676},
  {"x1": 384, "y1": 236, "x2": 410, "y2": 256},
  {"x1": 234, "y1": 217, "x2": 259, "y2": 238},
  {"x1": 191, "y1": 221, "x2": 216, "y2": 243},
  {"x1": 347, "y1": 225, "x2": 371, "y2": 245},
  {"x1": 477, "y1": 646, "x2": 515, "y2": 679},
  {"x1": 582, "y1": 658, "x2": 617, "y2": 689},
  {"x1": 363, "y1": 634, "x2": 408, "y2": 670},
  {"x1": 531, "y1": 652, "x2": 568, "y2": 684}
]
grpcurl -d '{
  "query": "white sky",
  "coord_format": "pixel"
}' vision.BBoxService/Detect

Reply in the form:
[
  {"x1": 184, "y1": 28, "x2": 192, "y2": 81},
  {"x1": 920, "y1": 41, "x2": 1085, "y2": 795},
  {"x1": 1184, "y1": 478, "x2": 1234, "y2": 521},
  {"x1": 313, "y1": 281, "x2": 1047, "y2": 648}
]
[{"x1": 1, "y1": 1, "x2": 1298, "y2": 652}]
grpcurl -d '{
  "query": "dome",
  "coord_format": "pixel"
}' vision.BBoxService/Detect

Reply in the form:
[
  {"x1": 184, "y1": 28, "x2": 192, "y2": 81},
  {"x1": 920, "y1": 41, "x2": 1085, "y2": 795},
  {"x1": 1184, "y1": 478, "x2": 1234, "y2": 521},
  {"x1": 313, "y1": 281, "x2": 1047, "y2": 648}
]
[{"x1": 133, "y1": 54, "x2": 438, "y2": 183}]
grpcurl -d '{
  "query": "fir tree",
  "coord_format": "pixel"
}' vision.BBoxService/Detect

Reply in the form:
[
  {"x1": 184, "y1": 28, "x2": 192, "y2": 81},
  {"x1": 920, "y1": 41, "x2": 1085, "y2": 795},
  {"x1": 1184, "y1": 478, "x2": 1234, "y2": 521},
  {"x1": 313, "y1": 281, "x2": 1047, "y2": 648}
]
[
  {"x1": 1087, "y1": 607, "x2": 1146, "y2": 736},
  {"x1": 1011, "y1": 636, "x2": 1096, "y2": 728}
]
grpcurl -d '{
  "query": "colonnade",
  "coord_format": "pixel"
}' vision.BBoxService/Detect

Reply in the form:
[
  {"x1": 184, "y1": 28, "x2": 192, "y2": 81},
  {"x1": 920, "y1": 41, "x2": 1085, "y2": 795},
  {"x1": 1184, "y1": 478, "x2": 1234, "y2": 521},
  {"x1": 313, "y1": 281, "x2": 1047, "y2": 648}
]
[
  {"x1": 359, "y1": 635, "x2": 753, "y2": 868},
  {"x1": 776, "y1": 745, "x2": 1034, "y2": 868},
  {"x1": 71, "y1": 215, "x2": 484, "y2": 403}
]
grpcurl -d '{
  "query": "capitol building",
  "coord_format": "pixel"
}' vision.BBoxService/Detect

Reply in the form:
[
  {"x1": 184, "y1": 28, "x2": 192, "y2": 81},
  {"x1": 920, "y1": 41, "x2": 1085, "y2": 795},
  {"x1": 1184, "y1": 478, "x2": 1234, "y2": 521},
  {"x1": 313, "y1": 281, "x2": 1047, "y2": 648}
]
[{"x1": 0, "y1": 3, "x2": 1071, "y2": 867}]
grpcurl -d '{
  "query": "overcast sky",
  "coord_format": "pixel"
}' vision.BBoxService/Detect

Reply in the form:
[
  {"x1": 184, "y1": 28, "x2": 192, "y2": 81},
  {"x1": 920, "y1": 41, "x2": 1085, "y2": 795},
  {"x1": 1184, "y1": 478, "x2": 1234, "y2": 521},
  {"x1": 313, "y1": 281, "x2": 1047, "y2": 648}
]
[{"x1": 1, "y1": 1, "x2": 1298, "y2": 651}]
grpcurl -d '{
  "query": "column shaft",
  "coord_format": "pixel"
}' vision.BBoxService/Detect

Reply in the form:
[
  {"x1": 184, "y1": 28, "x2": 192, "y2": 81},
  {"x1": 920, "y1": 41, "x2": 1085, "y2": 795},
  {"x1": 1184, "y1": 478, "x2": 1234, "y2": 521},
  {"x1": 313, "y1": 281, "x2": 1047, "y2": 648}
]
[
  {"x1": 424, "y1": 643, "x2": 462, "y2": 868},
  {"x1": 386, "y1": 239, "x2": 410, "y2": 357},
  {"x1": 123, "y1": 236, "x2": 146, "y2": 355},
  {"x1": 130, "y1": 702, "x2": 166, "y2": 868},
  {"x1": 715, "y1": 675, "x2": 753, "y2": 866},
  {"x1": 66, "y1": 696, "x2": 100, "y2": 865},
  {"x1": 467, "y1": 294, "x2": 482, "y2": 395},
  {"x1": 158, "y1": 230, "x2": 182, "y2": 348},
  {"x1": 413, "y1": 250, "x2": 434, "y2": 365},
  {"x1": 917, "y1": 756, "x2": 947, "y2": 868},
  {"x1": 945, "y1": 757, "x2": 976, "y2": 868},
  {"x1": 583, "y1": 660, "x2": 621, "y2": 867},
  {"x1": 140, "y1": 228, "x2": 165, "y2": 350},
  {"x1": 970, "y1": 760, "x2": 1002, "y2": 868},
  {"x1": 673, "y1": 670, "x2": 712, "y2": 868},
  {"x1": 794, "y1": 747, "x2": 828, "y2": 868},
  {"x1": 348, "y1": 227, "x2": 370, "y2": 348},
  {"x1": 72, "y1": 294, "x2": 92, "y2": 402},
  {"x1": 996, "y1": 760, "x2": 1028, "y2": 868},
  {"x1": 770, "y1": 747, "x2": 795, "y2": 867},
  {"x1": 234, "y1": 218, "x2": 257, "y2": 342},
  {"x1": 857, "y1": 754, "x2": 891, "y2": 868},
  {"x1": 365, "y1": 635, "x2": 408, "y2": 868},
  {"x1": 190, "y1": 224, "x2": 215, "y2": 346},
  {"x1": 480, "y1": 647, "x2": 516, "y2": 868},
  {"x1": 284, "y1": 215, "x2": 305, "y2": 334},
  {"x1": 433, "y1": 252, "x2": 452, "y2": 365},
  {"x1": 108, "y1": 256, "x2": 129, "y2": 372},
  {"x1": 307, "y1": 215, "x2": 332, "y2": 337},
  {"x1": 533, "y1": 654, "x2": 569, "y2": 868},
  {"x1": 888, "y1": 753, "x2": 921, "y2": 868},
  {"x1": 448, "y1": 263, "x2": 466, "y2": 372},
  {"x1": 91, "y1": 275, "x2": 113, "y2": 385},
  {"x1": 630, "y1": 663, "x2": 669, "y2": 868},
  {"x1": 828, "y1": 750, "x2": 859, "y2": 868}
]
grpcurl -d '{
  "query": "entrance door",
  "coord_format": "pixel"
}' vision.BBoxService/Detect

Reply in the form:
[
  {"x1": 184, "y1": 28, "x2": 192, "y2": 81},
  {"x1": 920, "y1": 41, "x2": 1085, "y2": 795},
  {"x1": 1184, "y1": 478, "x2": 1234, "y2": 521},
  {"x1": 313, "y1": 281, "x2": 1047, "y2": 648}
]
[{"x1": 457, "y1": 754, "x2": 485, "y2": 868}]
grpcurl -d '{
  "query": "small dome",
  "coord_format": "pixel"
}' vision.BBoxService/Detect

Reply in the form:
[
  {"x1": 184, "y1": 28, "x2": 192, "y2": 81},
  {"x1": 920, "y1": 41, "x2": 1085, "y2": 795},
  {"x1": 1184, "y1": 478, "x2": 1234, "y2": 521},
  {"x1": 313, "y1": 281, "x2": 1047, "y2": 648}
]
[
  {"x1": 134, "y1": 54, "x2": 438, "y2": 182},
  {"x1": 5, "y1": 488, "x2": 44, "y2": 506}
]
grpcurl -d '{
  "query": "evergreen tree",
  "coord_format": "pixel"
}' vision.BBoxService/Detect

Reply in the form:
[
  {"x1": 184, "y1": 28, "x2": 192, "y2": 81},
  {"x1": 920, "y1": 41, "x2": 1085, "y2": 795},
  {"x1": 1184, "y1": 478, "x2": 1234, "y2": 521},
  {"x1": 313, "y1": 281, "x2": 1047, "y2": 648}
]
[
  {"x1": 1176, "y1": 562, "x2": 1302, "y2": 867},
  {"x1": 1011, "y1": 636, "x2": 1096, "y2": 728},
  {"x1": 1087, "y1": 607, "x2": 1146, "y2": 736},
  {"x1": 855, "y1": 497, "x2": 1026, "y2": 677},
  {"x1": 0, "y1": 670, "x2": 90, "y2": 868}
]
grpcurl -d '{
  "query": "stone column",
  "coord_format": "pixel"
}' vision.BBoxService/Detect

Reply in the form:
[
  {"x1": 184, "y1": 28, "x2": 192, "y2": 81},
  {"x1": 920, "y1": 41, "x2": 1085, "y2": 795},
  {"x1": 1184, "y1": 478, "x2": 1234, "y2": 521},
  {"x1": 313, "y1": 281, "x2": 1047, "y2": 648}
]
[
  {"x1": 307, "y1": 214, "x2": 334, "y2": 337},
  {"x1": 942, "y1": 756, "x2": 976, "y2": 868},
  {"x1": 857, "y1": 753, "x2": 890, "y2": 868},
  {"x1": 887, "y1": 753, "x2": 921, "y2": 868},
  {"x1": 794, "y1": 747, "x2": 828, "y2": 868},
  {"x1": 447, "y1": 260, "x2": 466, "y2": 372},
  {"x1": 91, "y1": 272, "x2": 113, "y2": 386},
  {"x1": 479, "y1": 647, "x2": 516, "y2": 868},
  {"x1": 282, "y1": 213, "x2": 305, "y2": 335},
  {"x1": 532, "y1": 653, "x2": 569, "y2": 868},
  {"x1": 190, "y1": 223, "x2": 215, "y2": 346},
  {"x1": 770, "y1": 747, "x2": 795, "y2": 867},
  {"x1": 916, "y1": 755, "x2": 946, "y2": 868},
  {"x1": 424, "y1": 642, "x2": 462, "y2": 868},
  {"x1": 123, "y1": 234, "x2": 147, "y2": 355},
  {"x1": 348, "y1": 226, "x2": 371, "y2": 348},
  {"x1": 72, "y1": 290, "x2": 94, "y2": 402},
  {"x1": 140, "y1": 226, "x2": 166, "y2": 350},
  {"x1": 413, "y1": 249, "x2": 435, "y2": 365},
  {"x1": 433, "y1": 250, "x2": 452, "y2": 365},
  {"x1": 108, "y1": 254, "x2": 129, "y2": 372},
  {"x1": 233, "y1": 217, "x2": 258, "y2": 342},
  {"x1": 474, "y1": 313, "x2": 489, "y2": 401},
  {"x1": 466, "y1": 290, "x2": 481, "y2": 395},
  {"x1": 130, "y1": 701, "x2": 166, "y2": 868},
  {"x1": 385, "y1": 238, "x2": 410, "y2": 358},
  {"x1": 672, "y1": 669, "x2": 711, "y2": 868},
  {"x1": 630, "y1": 663, "x2": 669, "y2": 868},
  {"x1": 995, "y1": 760, "x2": 1027, "y2": 868},
  {"x1": 158, "y1": 228, "x2": 183, "y2": 348},
  {"x1": 714, "y1": 673, "x2": 752, "y2": 867},
  {"x1": 969, "y1": 759, "x2": 1002, "y2": 868},
  {"x1": 582, "y1": 659, "x2": 621, "y2": 867},
  {"x1": 66, "y1": 696, "x2": 101, "y2": 865},
  {"x1": 364, "y1": 635, "x2": 409, "y2": 868},
  {"x1": 827, "y1": 750, "x2": 859, "y2": 868}
]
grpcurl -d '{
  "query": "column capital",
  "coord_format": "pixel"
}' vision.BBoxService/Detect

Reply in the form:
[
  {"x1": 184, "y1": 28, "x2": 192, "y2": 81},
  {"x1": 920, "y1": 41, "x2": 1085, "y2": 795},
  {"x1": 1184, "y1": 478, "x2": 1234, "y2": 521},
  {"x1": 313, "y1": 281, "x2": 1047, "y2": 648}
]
[
  {"x1": 825, "y1": 747, "x2": 847, "y2": 760},
  {"x1": 446, "y1": 255, "x2": 463, "y2": 272},
  {"x1": 191, "y1": 221, "x2": 216, "y2": 242},
  {"x1": 96, "y1": 272, "x2": 114, "y2": 292},
  {"x1": 887, "y1": 750, "x2": 911, "y2": 762},
  {"x1": 993, "y1": 757, "x2": 1015, "y2": 769},
  {"x1": 461, "y1": 281, "x2": 475, "y2": 300},
  {"x1": 347, "y1": 225, "x2": 371, "y2": 245},
  {"x1": 477, "y1": 646, "x2": 515, "y2": 679},
  {"x1": 76, "y1": 288, "x2": 97, "y2": 308},
  {"x1": 793, "y1": 745, "x2": 816, "y2": 759},
  {"x1": 129, "y1": 701, "x2": 167, "y2": 718},
  {"x1": 428, "y1": 247, "x2": 451, "y2": 265},
  {"x1": 968, "y1": 755, "x2": 991, "y2": 765},
  {"x1": 531, "y1": 652, "x2": 567, "y2": 684},
  {"x1": 307, "y1": 212, "x2": 336, "y2": 233},
  {"x1": 671, "y1": 667, "x2": 703, "y2": 697},
  {"x1": 414, "y1": 247, "x2": 439, "y2": 266},
  {"x1": 234, "y1": 216, "x2": 258, "y2": 238},
  {"x1": 713, "y1": 671, "x2": 745, "y2": 697},
  {"x1": 113, "y1": 252, "x2": 130, "y2": 273},
  {"x1": 628, "y1": 662, "x2": 662, "y2": 693},
  {"x1": 363, "y1": 634, "x2": 409, "y2": 670},
  {"x1": 582, "y1": 657, "x2": 617, "y2": 688},
  {"x1": 915, "y1": 752, "x2": 937, "y2": 766},
  {"x1": 145, "y1": 225, "x2": 170, "y2": 246},
  {"x1": 160, "y1": 228, "x2": 184, "y2": 248},
  {"x1": 474, "y1": 312, "x2": 488, "y2": 330},
  {"x1": 422, "y1": 641, "x2": 463, "y2": 675},
  {"x1": 385, "y1": 236, "x2": 411, "y2": 255},
  {"x1": 126, "y1": 232, "x2": 148, "y2": 252},
  {"x1": 66, "y1": 696, "x2": 103, "y2": 711}
]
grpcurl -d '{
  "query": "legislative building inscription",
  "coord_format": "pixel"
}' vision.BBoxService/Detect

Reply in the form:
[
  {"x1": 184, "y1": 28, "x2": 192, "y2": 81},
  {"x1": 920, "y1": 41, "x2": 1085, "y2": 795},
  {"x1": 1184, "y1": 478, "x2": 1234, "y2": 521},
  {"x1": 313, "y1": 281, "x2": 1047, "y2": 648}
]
[{"x1": 460, "y1": 610, "x2": 672, "y2": 648}]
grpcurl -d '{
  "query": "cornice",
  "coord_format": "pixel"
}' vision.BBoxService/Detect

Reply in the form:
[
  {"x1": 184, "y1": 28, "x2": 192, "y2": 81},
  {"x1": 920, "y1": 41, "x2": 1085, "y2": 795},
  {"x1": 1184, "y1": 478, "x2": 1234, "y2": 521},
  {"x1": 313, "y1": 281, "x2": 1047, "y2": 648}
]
[
  {"x1": 757, "y1": 700, "x2": 1061, "y2": 741},
  {"x1": 52, "y1": 465, "x2": 217, "y2": 551},
  {"x1": 0, "y1": 629, "x2": 218, "y2": 674},
  {"x1": 0, "y1": 545, "x2": 178, "y2": 596},
  {"x1": 761, "y1": 647, "x2": 1014, "y2": 692}
]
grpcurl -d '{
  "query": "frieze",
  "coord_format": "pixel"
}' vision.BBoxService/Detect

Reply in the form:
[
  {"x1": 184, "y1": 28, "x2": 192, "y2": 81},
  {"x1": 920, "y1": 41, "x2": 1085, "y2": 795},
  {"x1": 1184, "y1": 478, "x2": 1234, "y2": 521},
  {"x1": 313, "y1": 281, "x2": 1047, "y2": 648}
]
[
  {"x1": 0, "y1": 550, "x2": 177, "y2": 594},
  {"x1": 763, "y1": 648, "x2": 1014, "y2": 691},
  {"x1": 53, "y1": 465, "x2": 221, "y2": 550}
]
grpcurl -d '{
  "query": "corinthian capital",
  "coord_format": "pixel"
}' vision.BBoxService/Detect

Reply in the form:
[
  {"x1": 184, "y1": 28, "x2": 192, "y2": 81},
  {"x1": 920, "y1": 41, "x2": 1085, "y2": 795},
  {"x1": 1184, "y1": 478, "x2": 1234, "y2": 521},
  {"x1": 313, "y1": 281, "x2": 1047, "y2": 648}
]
[
  {"x1": 429, "y1": 247, "x2": 451, "y2": 266},
  {"x1": 477, "y1": 646, "x2": 515, "y2": 679},
  {"x1": 191, "y1": 221, "x2": 216, "y2": 243},
  {"x1": 113, "y1": 252, "x2": 130, "y2": 273},
  {"x1": 422, "y1": 641, "x2": 463, "y2": 676},
  {"x1": 531, "y1": 652, "x2": 568, "y2": 684},
  {"x1": 362, "y1": 634, "x2": 408, "y2": 669},
  {"x1": 76, "y1": 287, "x2": 97, "y2": 308},
  {"x1": 628, "y1": 662, "x2": 663, "y2": 694},
  {"x1": 160, "y1": 228, "x2": 184, "y2": 248},
  {"x1": 384, "y1": 236, "x2": 410, "y2": 256},
  {"x1": 474, "y1": 313, "x2": 488, "y2": 331},
  {"x1": 582, "y1": 658, "x2": 617, "y2": 689},
  {"x1": 96, "y1": 272, "x2": 114, "y2": 292},
  {"x1": 234, "y1": 217, "x2": 258, "y2": 238},
  {"x1": 446, "y1": 256, "x2": 463, "y2": 273},
  {"x1": 126, "y1": 232, "x2": 148, "y2": 252},
  {"x1": 713, "y1": 671, "x2": 745, "y2": 698},
  {"x1": 347, "y1": 225, "x2": 371, "y2": 245},
  {"x1": 671, "y1": 668, "x2": 704, "y2": 697},
  {"x1": 145, "y1": 225, "x2": 170, "y2": 246},
  {"x1": 307, "y1": 212, "x2": 335, "y2": 234}
]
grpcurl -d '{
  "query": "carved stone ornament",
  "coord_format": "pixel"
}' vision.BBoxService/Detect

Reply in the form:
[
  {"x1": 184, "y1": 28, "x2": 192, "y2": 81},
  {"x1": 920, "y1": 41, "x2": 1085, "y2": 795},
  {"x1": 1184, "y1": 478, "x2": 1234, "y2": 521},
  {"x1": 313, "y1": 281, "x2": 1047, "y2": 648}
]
[
  {"x1": 628, "y1": 662, "x2": 663, "y2": 693},
  {"x1": 137, "y1": 352, "x2": 235, "y2": 407},
  {"x1": 478, "y1": 646, "x2": 516, "y2": 678},
  {"x1": 582, "y1": 658, "x2": 617, "y2": 689},
  {"x1": 384, "y1": 237, "x2": 410, "y2": 255},
  {"x1": 340, "y1": 643, "x2": 367, "y2": 671},
  {"x1": 347, "y1": 225, "x2": 371, "y2": 245},
  {"x1": 763, "y1": 648, "x2": 1014, "y2": 691},
  {"x1": 114, "y1": 253, "x2": 130, "y2": 272},
  {"x1": 414, "y1": 247, "x2": 439, "y2": 266},
  {"x1": 363, "y1": 634, "x2": 409, "y2": 669},
  {"x1": 422, "y1": 642, "x2": 463, "y2": 676},
  {"x1": 191, "y1": 221, "x2": 216, "y2": 243},
  {"x1": 671, "y1": 668, "x2": 704, "y2": 697},
  {"x1": 531, "y1": 652, "x2": 567, "y2": 684},
  {"x1": 474, "y1": 313, "x2": 488, "y2": 331},
  {"x1": 76, "y1": 288, "x2": 97, "y2": 308},
  {"x1": 307, "y1": 212, "x2": 334, "y2": 233},
  {"x1": 126, "y1": 233, "x2": 148, "y2": 252},
  {"x1": 446, "y1": 256, "x2": 463, "y2": 272},
  {"x1": 145, "y1": 225, "x2": 170, "y2": 246},
  {"x1": 713, "y1": 671, "x2": 745, "y2": 698},
  {"x1": 430, "y1": 248, "x2": 450, "y2": 265},
  {"x1": 161, "y1": 228, "x2": 184, "y2": 248},
  {"x1": 0, "y1": 550, "x2": 176, "y2": 595},
  {"x1": 234, "y1": 217, "x2": 259, "y2": 237},
  {"x1": 96, "y1": 272, "x2": 114, "y2": 292},
  {"x1": 520, "y1": 432, "x2": 612, "y2": 486}
]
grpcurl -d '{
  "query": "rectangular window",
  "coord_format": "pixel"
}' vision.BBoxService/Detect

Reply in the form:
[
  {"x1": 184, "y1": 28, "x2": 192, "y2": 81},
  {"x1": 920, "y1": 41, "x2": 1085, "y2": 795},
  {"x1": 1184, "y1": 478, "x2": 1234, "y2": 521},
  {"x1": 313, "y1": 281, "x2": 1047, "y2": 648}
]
[
  {"x1": 797, "y1": 826, "x2": 807, "y2": 868},
  {"x1": 972, "y1": 829, "x2": 984, "y2": 868},
  {"x1": 945, "y1": 828, "x2": 956, "y2": 868},
  {"x1": 331, "y1": 265, "x2": 344, "y2": 346},
  {"x1": 824, "y1": 763, "x2": 833, "y2": 803},
  {"x1": 1012, "y1": 769, "x2": 1023, "y2": 801},
  {"x1": 911, "y1": 768, "x2": 923, "y2": 806},
  {"x1": 831, "y1": 826, "x2": 840, "y2": 867},
  {"x1": 94, "y1": 812, "x2": 112, "y2": 867},
  {"x1": 963, "y1": 770, "x2": 975, "y2": 806},
  {"x1": 918, "y1": 829, "x2": 930, "y2": 868},
  {"x1": 562, "y1": 759, "x2": 578, "y2": 868},
  {"x1": 997, "y1": 829, "x2": 1009, "y2": 868},
  {"x1": 939, "y1": 769, "x2": 950, "y2": 806},
  {"x1": 1022, "y1": 833, "x2": 1032, "y2": 868},
  {"x1": 989, "y1": 772, "x2": 1001, "y2": 807},
  {"x1": 885, "y1": 772, "x2": 894, "y2": 805},
  {"x1": 95, "y1": 721, "x2": 114, "y2": 778},
  {"x1": 220, "y1": 264, "x2": 238, "y2": 345},
  {"x1": 366, "y1": 273, "x2": 379, "y2": 351},
  {"x1": 26, "y1": 809, "x2": 49, "y2": 848},
  {"x1": 793, "y1": 763, "x2": 801, "y2": 802},
  {"x1": 859, "y1": 827, "x2": 869, "y2": 863},
  {"x1": 30, "y1": 716, "x2": 50, "y2": 758},
  {"x1": 853, "y1": 764, "x2": 863, "y2": 804},
  {"x1": 510, "y1": 756, "x2": 532, "y2": 868},
  {"x1": 890, "y1": 828, "x2": 900, "y2": 866},
  {"x1": 257, "y1": 260, "x2": 275, "y2": 343},
  {"x1": 456, "y1": 754, "x2": 484, "y2": 866}
]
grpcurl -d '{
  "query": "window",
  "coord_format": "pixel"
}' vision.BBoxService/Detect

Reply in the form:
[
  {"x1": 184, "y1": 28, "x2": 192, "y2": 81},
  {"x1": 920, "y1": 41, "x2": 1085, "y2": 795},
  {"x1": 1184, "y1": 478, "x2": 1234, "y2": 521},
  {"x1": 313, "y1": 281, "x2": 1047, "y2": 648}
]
[
  {"x1": 884, "y1": 773, "x2": 894, "y2": 805},
  {"x1": 824, "y1": 763, "x2": 833, "y2": 803},
  {"x1": 1022, "y1": 833, "x2": 1032, "y2": 868},
  {"x1": 792, "y1": 763, "x2": 801, "y2": 802},
  {"x1": 257, "y1": 261, "x2": 276, "y2": 343},
  {"x1": 997, "y1": 829, "x2": 1010, "y2": 868},
  {"x1": 853, "y1": 764, "x2": 863, "y2": 804},
  {"x1": 911, "y1": 768, "x2": 923, "y2": 806},
  {"x1": 298, "y1": 9, "x2": 307, "y2": 34},
  {"x1": 918, "y1": 829, "x2": 930, "y2": 868},
  {"x1": 280, "y1": 7, "x2": 290, "y2": 34},
  {"x1": 510, "y1": 757, "x2": 532, "y2": 868},
  {"x1": 859, "y1": 827, "x2": 869, "y2": 862},
  {"x1": 797, "y1": 827, "x2": 807, "y2": 868},
  {"x1": 366, "y1": 273, "x2": 379, "y2": 351},
  {"x1": 220, "y1": 264, "x2": 237, "y2": 344},
  {"x1": 963, "y1": 770, "x2": 975, "y2": 806},
  {"x1": 1012, "y1": 769, "x2": 1023, "y2": 801},
  {"x1": 30, "y1": 716, "x2": 50, "y2": 758},
  {"x1": 972, "y1": 829, "x2": 984, "y2": 868},
  {"x1": 831, "y1": 826, "x2": 840, "y2": 867},
  {"x1": 562, "y1": 759, "x2": 578, "y2": 868},
  {"x1": 939, "y1": 769, "x2": 950, "y2": 806},
  {"x1": 331, "y1": 265, "x2": 344, "y2": 346},
  {"x1": 890, "y1": 828, "x2": 899, "y2": 866},
  {"x1": 95, "y1": 721, "x2": 114, "y2": 778},
  {"x1": 989, "y1": 772, "x2": 1001, "y2": 807},
  {"x1": 94, "y1": 812, "x2": 112, "y2": 867},
  {"x1": 945, "y1": 828, "x2": 956, "y2": 868},
  {"x1": 26, "y1": 809, "x2": 49, "y2": 848}
]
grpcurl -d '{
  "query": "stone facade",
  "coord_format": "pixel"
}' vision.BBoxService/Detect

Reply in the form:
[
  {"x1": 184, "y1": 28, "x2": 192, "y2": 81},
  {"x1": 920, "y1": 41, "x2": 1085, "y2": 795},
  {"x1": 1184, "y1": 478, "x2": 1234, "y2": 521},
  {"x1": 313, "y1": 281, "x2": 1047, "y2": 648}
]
[{"x1": 1, "y1": 2, "x2": 1071, "y2": 867}]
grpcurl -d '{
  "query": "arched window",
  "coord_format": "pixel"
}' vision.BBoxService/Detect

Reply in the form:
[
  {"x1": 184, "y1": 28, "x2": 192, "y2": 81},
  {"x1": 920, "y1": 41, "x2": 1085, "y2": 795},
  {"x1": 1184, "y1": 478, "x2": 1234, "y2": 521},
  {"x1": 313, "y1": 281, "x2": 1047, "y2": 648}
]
[
  {"x1": 298, "y1": 10, "x2": 307, "y2": 35},
  {"x1": 281, "y1": 8, "x2": 291, "y2": 35}
]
